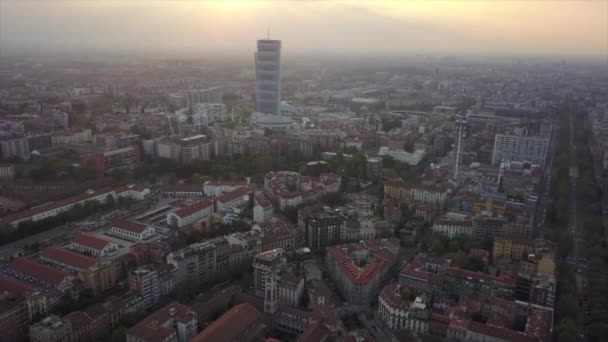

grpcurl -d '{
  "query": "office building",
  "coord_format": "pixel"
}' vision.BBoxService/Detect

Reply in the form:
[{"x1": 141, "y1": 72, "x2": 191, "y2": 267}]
[
  {"x1": 491, "y1": 134, "x2": 549, "y2": 165},
  {"x1": 255, "y1": 39, "x2": 282, "y2": 114},
  {"x1": 366, "y1": 157, "x2": 383, "y2": 181}
]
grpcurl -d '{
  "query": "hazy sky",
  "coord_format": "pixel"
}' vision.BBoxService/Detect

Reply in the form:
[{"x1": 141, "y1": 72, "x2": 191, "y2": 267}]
[{"x1": 1, "y1": 0, "x2": 606, "y2": 58}]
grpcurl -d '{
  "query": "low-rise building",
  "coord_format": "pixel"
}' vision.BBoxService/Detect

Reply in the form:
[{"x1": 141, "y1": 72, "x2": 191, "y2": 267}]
[
  {"x1": 39, "y1": 247, "x2": 118, "y2": 295},
  {"x1": 166, "y1": 199, "x2": 214, "y2": 228},
  {"x1": 126, "y1": 303, "x2": 197, "y2": 342},
  {"x1": 70, "y1": 234, "x2": 118, "y2": 257},
  {"x1": 215, "y1": 186, "x2": 250, "y2": 213},
  {"x1": 203, "y1": 180, "x2": 248, "y2": 197},
  {"x1": 190, "y1": 303, "x2": 267, "y2": 342},
  {"x1": 111, "y1": 220, "x2": 156, "y2": 241},
  {"x1": 160, "y1": 185, "x2": 204, "y2": 198},
  {"x1": 5, "y1": 258, "x2": 75, "y2": 293}
]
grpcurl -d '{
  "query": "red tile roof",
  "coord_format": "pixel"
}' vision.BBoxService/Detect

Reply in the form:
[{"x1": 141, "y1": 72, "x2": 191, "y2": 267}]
[
  {"x1": 204, "y1": 180, "x2": 247, "y2": 186},
  {"x1": 8, "y1": 258, "x2": 71, "y2": 286},
  {"x1": 72, "y1": 234, "x2": 112, "y2": 251},
  {"x1": 64, "y1": 311, "x2": 92, "y2": 331},
  {"x1": 443, "y1": 267, "x2": 514, "y2": 286},
  {"x1": 40, "y1": 247, "x2": 97, "y2": 270},
  {"x1": 0, "y1": 188, "x2": 115, "y2": 225},
  {"x1": 0, "y1": 274, "x2": 39, "y2": 297},
  {"x1": 379, "y1": 283, "x2": 409, "y2": 312},
  {"x1": 254, "y1": 191, "x2": 272, "y2": 208},
  {"x1": 112, "y1": 219, "x2": 149, "y2": 233},
  {"x1": 327, "y1": 240, "x2": 398, "y2": 285},
  {"x1": 190, "y1": 303, "x2": 262, "y2": 342},
  {"x1": 173, "y1": 199, "x2": 213, "y2": 218},
  {"x1": 216, "y1": 186, "x2": 250, "y2": 204},
  {"x1": 161, "y1": 184, "x2": 203, "y2": 193},
  {"x1": 296, "y1": 322, "x2": 330, "y2": 342},
  {"x1": 126, "y1": 303, "x2": 195, "y2": 342}
]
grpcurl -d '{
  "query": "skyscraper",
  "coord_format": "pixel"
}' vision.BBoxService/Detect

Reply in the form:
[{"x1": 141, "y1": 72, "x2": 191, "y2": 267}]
[{"x1": 255, "y1": 39, "x2": 281, "y2": 114}]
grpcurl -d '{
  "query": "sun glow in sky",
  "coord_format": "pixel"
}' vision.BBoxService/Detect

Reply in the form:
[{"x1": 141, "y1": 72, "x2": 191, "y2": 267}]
[{"x1": 1, "y1": 0, "x2": 606, "y2": 57}]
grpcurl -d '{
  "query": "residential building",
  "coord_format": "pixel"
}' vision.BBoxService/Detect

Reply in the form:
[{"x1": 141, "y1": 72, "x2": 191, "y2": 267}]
[
  {"x1": 253, "y1": 191, "x2": 274, "y2": 223},
  {"x1": 166, "y1": 238, "x2": 230, "y2": 287},
  {"x1": 179, "y1": 135, "x2": 210, "y2": 164},
  {"x1": 325, "y1": 239, "x2": 400, "y2": 305},
  {"x1": 0, "y1": 275, "x2": 51, "y2": 321},
  {"x1": 0, "y1": 164, "x2": 15, "y2": 180},
  {"x1": 253, "y1": 248, "x2": 286, "y2": 298},
  {"x1": 156, "y1": 138, "x2": 181, "y2": 162},
  {"x1": 278, "y1": 273, "x2": 305, "y2": 307},
  {"x1": 378, "y1": 283, "x2": 429, "y2": 334},
  {"x1": 298, "y1": 205, "x2": 344, "y2": 251},
  {"x1": 492, "y1": 134, "x2": 549, "y2": 165},
  {"x1": 255, "y1": 39, "x2": 282, "y2": 114},
  {"x1": 129, "y1": 267, "x2": 160, "y2": 309},
  {"x1": 0, "y1": 298, "x2": 28, "y2": 342},
  {"x1": 126, "y1": 303, "x2": 197, "y2": 342},
  {"x1": 190, "y1": 303, "x2": 267, "y2": 342},
  {"x1": 493, "y1": 238, "x2": 533, "y2": 260},
  {"x1": 264, "y1": 171, "x2": 340, "y2": 211},
  {"x1": 472, "y1": 216, "x2": 507, "y2": 241},
  {"x1": 30, "y1": 315, "x2": 71, "y2": 342},
  {"x1": 80, "y1": 145, "x2": 141, "y2": 176},
  {"x1": 432, "y1": 216, "x2": 473, "y2": 238},
  {"x1": 0, "y1": 135, "x2": 29, "y2": 161},
  {"x1": 185, "y1": 87, "x2": 225, "y2": 107}
]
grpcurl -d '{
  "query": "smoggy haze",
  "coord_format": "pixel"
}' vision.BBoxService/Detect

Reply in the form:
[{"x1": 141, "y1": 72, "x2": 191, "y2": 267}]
[{"x1": 0, "y1": 0, "x2": 606, "y2": 58}]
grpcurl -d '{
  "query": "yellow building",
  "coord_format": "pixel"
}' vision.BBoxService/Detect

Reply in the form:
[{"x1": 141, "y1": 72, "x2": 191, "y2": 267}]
[
  {"x1": 536, "y1": 256, "x2": 556, "y2": 276},
  {"x1": 473, "y1": 199, "x2": 506, "y2": 217},
  {"x1": 492, "y1": 238, "x2": 533, "y2": 260},
  {"x1": 79, "y1": 261, "x2": 120, "y2": 295},
  {"x1": 384, "y1": 179, "x2": 408, "y2": 201}
]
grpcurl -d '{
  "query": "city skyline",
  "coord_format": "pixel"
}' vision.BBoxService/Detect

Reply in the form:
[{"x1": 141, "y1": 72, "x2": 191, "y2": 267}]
[{"x1": 1, "y1": 0, "x2": 606, "y2": 59}]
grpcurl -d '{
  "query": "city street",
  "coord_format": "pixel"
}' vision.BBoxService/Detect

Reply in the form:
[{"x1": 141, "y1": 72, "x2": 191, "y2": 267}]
[{"x1": 566, "y1": 109, "x2": 587, "y2": 342}]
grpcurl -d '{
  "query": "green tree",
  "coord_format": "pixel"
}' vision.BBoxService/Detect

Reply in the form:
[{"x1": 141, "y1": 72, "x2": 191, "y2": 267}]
[
  {"x1": 431, "y1": 234, "x2": 445, "y2": 256},
  {"x1": 556, "y1": 318, "x2": 577, "y2": 342},
  {"x1": 400, "y1": 287, "x2": 413, "y2": 301},
  {"x1": 558, "y1": 294, "x2": 579, "y2": 320},
  {"x1": 454, "y1": 250, "x2": 469, "y2": 269}
]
